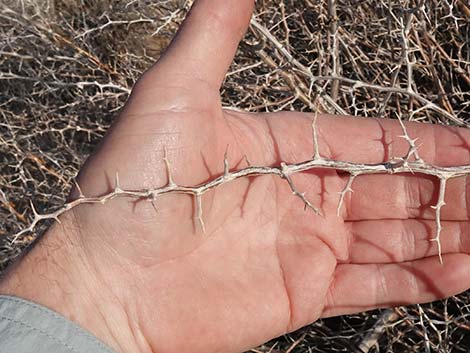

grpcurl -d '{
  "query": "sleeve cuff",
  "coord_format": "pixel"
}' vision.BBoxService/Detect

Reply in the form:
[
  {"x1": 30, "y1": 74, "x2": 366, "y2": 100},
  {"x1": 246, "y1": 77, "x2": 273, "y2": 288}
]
[{"x1": 0, "y1": 295, "x2": 116, "y2": 353}]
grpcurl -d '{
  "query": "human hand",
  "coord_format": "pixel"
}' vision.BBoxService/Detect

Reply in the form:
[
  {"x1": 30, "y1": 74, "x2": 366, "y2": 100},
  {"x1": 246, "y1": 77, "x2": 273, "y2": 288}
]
[{"x1": 1, "y1": 1, "x2": 470, "y2": 353}]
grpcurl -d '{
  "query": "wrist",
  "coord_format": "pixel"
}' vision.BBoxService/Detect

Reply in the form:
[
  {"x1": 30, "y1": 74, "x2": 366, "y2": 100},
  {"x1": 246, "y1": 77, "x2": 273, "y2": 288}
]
[{"x1": 0, "y1": 213, "x2": 146, "y2": 353}]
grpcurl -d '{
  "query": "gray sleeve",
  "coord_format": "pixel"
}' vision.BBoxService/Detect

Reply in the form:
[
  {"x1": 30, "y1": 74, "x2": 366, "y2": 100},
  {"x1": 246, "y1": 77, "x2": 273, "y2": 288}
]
[{"x1": 0, "y1": 295, "x2": 117, "y2": 353}]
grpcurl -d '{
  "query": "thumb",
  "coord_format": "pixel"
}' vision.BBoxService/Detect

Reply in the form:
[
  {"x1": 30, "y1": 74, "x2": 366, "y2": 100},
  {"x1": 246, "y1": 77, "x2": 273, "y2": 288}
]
[{"x1": 144, "y1": 0, "x2": 255, "y2": 90}]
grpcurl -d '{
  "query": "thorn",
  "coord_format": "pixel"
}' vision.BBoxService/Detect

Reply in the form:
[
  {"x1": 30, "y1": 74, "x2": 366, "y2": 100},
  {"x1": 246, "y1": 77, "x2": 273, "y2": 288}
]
[
  {"x1": 395, "y1": 113, "x2": 422, "y2": 163},
  {"x1": 114, "y1": 171, "x2": 121, "y2": 191},
  {"x1": 163, "y1": 146, "x2": 176, "y2": 187},
  {"x1": 73, "y1": 179, "x2": 84, "y2": 198},
  {"x1": 312, "y1": 112, "x2": 321, "y2": 160},
  {"x1": 150, "y1": 199, "x2": 158, "y2": 213},
  {"x1": 224, "y1": 145, "x2": 230, "y2": 176},
  {"x1": 337, "y1": 174, "x2": 356, "y2": 217},
  {"x1": 431, "y1": 178, "x2": 447, "y2": 264},
  {"x1": 283, "y1": 172, "x2": 322, "y2": 216},
  {"x1": 431, "y1": 236, "x2": 444, "y2": 264},
  {"x1": 244, "y1": 155, "x2": 251, "y2": 167},
  {"x1": 303, "y1": 197, "x2": 322, "y2": 216},
  {"x1": 195, "y1": 193, "x2": 206, "y2": 234}
]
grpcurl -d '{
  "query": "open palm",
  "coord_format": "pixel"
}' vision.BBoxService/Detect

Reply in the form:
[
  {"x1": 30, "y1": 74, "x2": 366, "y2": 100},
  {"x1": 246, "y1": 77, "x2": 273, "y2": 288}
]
[{"x1": 2, "y1": 1, "x2": 470, "y2": 353}]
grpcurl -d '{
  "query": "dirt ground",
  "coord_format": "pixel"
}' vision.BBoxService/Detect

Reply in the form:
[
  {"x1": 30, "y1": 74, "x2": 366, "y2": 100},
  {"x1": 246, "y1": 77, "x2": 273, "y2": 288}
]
[{"x1": 1, "y1": 0, "x2": 470, "y2": 351}]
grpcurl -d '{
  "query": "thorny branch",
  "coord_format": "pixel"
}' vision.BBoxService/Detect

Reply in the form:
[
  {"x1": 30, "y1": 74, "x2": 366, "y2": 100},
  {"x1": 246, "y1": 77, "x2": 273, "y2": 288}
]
[{"x1": 10, "y1": 116, "x2": 465, "y2": 264}]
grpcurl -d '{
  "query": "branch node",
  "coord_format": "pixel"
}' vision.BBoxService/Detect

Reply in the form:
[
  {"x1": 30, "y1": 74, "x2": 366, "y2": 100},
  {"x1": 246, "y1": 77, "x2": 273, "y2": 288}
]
[
  {"x1": 396, "y1": 114, "x2": 423, "y2": 163},
  {"x1": 281, "y1": 163, "x2": 322, "y2": 216}
]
